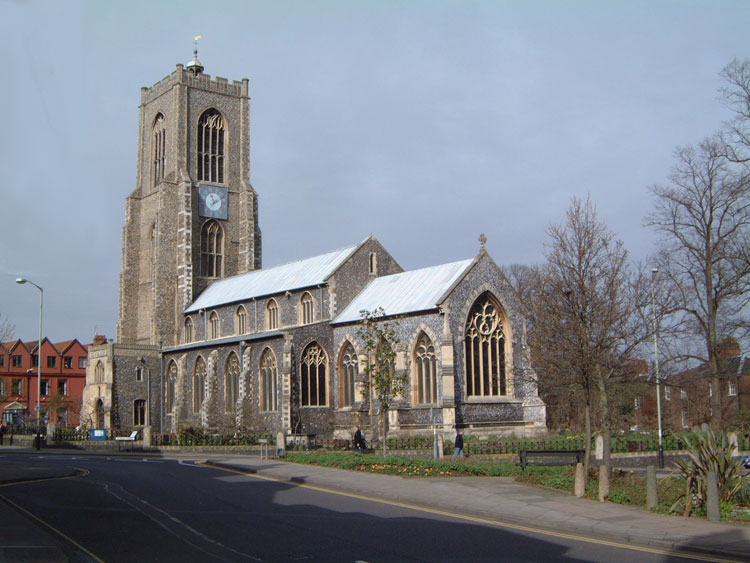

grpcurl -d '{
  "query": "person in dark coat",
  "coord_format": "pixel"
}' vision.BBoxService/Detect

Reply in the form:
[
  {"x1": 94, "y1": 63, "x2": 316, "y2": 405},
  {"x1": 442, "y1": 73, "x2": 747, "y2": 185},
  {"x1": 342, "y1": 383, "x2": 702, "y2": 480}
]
[
  {"x1": 353, "y1": 426, "x2": 366, "y2": 452},
  {"x1": 451, "y1": 430, "x2": 465, "y2": 460}
]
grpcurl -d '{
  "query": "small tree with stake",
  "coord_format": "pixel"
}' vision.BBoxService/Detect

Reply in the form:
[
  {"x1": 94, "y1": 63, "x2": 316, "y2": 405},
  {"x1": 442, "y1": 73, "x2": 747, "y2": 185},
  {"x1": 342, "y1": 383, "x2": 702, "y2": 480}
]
[{"x1": 357, "y1": 308, "x2": 404, "y2": 456}]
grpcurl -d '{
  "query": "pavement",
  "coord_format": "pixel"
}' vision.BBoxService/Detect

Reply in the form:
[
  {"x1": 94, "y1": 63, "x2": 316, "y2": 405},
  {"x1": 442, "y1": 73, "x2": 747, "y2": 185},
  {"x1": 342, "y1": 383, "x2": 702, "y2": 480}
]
[{"x1": 0, "y1": 446, "x2": 748, "y2": 562}]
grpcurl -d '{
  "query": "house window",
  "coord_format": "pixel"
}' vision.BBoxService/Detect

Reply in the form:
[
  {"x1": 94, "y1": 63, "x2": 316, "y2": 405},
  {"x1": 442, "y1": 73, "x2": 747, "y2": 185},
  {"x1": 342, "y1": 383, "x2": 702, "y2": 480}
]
[
  {"x1": 266, "y1": 299, "x2": 279, "y2": 330},
  {"x1": 79, "y1": 357, "x2": 86, "y2": 369},
  {"x1": 664, "y1": 386, "x2": 671, "y2": 401},
  {"x1": 369, "y1": 252, "x2": 377, "y2": 275},
  {"x1": 193, "y1": 357, "x2": 206, "y2": 413},
  {"x1": 415, "y1": 333, "x2": 438, "y2": 404},
  {"x1": 40, "y1": 379, "x2": 50, "y2": 396},
  {"x1": 197, "y1": 109, "x2": 225, "y2": 184},
  {"x1": 166, "y1": 361, "x2": 177, "y2": 413},
  {"x1": 301, "y1": 343, "x2": 327, "y2": 406},
  {"x1": 94, "y1": 361, "x2": 104, "y2": 383},
  {"x1": 200, "y1": 220, "x2": 223, "y2": 277},
  {"x1": 11, "y1": 379, "x2": 22, "y2": 395},
  {"x1": 152, "y1": 113, "x2": 166, "y2": 186},
  {"x1": 260, "y1": 348, "x2": 278, "y2": 411},
  {"x1": 47, "y1": 356, "x2": 56, "y2": 369},
  {"x1": 680, "y1": 389, "x2": 687, "y2": 400},
  {"x1": 63, "y1": 356, "x2": 72, "y2": 369},
  {"x1": 225, "y1": 353, "x2": 240, "y2": 412},
  {"x1": 57, "y1": 407, "x2": 69, "y2": 426},
  {"x1": 634, "y1": 397, "x2": 641, "y2": 410},
  {"x1": 32, "y1": 355, "x2": 38, "y2": 367},
  {"x1": 339, "y1": 342, "x2": 357, "y2": 408},
  {"x1": 58, "y1": 379, "x2": 68, "y2": 396},
  {"x1": 464, "y1": 293, "x2": 506, "y2": 397},
  {"x1": 301, "y1": 292, "x2": 314, "y2": 325},
  {"x1": 133, "y1": 399, "x2": 146, "y2": 426},
  {"x1": 209, "y1": 312, "x2": 220, "y2": 339},
  {"x1": 0, "y1": 356, "x2": 5, "y2": 367},
  {"x1": 681, "y1": 407, "x2": 689, "y2": 428},
  {"x1": 12, "y1": 355, "x2": 22, "y2": 368},
  {"x1": 184, "y1": 317, "x2": 194, "y2": 344},
  {"x1": 728, "y1": 380, "x2": 737, "y2": 397},
  {"x1": 236, "y1": 306, "x2": 247, "y2": 335}
]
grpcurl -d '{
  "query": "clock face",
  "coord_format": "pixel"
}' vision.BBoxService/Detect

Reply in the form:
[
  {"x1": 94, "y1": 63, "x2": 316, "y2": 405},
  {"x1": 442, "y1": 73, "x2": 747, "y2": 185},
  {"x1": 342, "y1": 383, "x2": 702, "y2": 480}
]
[{"x1": 198, "y1": 185, "x2": 228, "y2": 220}]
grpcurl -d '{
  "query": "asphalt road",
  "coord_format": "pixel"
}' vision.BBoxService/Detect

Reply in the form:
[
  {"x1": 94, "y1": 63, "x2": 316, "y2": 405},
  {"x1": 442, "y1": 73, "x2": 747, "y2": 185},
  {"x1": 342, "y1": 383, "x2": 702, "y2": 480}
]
[{"x1": 0, "y1": 455, "x2": 710, "y2": 562}]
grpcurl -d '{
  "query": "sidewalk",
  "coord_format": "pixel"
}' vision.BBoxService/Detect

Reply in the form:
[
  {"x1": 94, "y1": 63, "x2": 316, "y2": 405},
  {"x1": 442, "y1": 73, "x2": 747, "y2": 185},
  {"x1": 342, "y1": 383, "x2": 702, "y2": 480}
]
[{"x1": 205, "y1": 455, "x2": 750, "y2": 560}]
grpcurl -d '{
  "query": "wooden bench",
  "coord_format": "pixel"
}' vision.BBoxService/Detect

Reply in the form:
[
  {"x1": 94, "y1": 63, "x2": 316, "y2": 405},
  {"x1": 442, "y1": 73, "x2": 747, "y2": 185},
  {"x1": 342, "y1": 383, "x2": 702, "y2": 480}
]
[
  {"x1": 518, "y1": 449, "x2": 585, "y2": 472},
  {"x1": 116, "y1": 431, "x2": 139, "y2": 451}
]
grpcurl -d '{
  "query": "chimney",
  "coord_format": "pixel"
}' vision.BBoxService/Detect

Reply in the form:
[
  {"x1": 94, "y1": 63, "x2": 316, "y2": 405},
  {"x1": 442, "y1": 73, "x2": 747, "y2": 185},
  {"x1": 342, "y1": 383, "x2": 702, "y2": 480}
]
[{"x1": 718, "y1": 338, "x2": 740, "y2": 359}]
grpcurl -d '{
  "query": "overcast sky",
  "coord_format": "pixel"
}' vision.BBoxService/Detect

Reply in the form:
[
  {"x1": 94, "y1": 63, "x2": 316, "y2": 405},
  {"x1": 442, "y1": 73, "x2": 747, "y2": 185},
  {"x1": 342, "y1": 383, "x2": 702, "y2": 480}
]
[{"x1": 2, "y1": 0, "x2": 749, "y2": 344}]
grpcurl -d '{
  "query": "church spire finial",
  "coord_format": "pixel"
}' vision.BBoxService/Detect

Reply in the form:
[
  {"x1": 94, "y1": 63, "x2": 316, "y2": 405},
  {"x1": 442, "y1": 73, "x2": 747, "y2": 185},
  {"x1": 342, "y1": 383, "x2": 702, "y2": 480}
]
[
  {"x1": 186, "y1": 34, "x2": 204, "y2": 75},
  {"x1": 479, "y1": 233, "x2": 487, "y2": 252}
]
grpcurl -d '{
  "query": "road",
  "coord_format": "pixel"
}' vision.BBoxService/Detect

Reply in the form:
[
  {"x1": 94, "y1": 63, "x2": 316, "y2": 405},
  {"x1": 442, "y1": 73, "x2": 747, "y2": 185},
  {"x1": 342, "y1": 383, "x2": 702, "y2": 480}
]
[{"x1": 0, "y1": 454, "x2": 714, "y2": 562}]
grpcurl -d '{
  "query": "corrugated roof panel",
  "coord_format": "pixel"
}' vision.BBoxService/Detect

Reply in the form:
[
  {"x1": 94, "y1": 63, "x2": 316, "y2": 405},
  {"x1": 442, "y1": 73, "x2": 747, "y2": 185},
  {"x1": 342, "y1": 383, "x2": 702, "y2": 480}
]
[
  {"x1": 185, "y1": 245, "x2": 358, "y2": 313},
  {"x1": 333, "y1": 259, "x2": 474, "y2": 323}
]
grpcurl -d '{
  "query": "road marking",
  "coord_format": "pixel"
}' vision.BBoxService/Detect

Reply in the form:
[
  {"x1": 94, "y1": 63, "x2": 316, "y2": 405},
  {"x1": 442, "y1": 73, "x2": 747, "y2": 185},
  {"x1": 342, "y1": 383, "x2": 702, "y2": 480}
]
[
  {"x1": 205, "y1": 462, "x2": 741, "y2": 563},
  {"x1": 0, "y1": 492, "x2": 104, "y2": 562}
]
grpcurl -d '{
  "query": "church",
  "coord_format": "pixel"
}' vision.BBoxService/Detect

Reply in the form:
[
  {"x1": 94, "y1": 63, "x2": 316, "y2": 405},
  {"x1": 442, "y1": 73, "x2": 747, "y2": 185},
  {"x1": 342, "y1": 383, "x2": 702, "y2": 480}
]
[{"x1": 81, "y1": 52, "x2": 546, "y2": 443}]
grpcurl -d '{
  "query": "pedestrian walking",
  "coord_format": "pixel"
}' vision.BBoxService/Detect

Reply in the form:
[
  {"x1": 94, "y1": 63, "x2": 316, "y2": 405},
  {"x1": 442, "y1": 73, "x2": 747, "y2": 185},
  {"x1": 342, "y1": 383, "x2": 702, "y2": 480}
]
[
  {"x1": 0, "y1": 422, "x2": 6, "y2": 446},
  {"x1": 451, "y1": 430, "x2": 465, "y2": 460},
  {"x1": 353, "y1": 426, "x2": 366, "y2": 453}
]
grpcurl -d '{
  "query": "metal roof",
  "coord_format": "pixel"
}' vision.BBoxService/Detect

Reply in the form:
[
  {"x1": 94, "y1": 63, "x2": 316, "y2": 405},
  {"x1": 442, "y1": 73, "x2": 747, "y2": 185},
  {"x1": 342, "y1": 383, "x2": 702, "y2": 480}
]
[
  {"x1": 185, "y1": 245, "x2": 358, "y2": 313},
  {"x1": 333, "y1": 259, "x2": 474, "y2": 323}
]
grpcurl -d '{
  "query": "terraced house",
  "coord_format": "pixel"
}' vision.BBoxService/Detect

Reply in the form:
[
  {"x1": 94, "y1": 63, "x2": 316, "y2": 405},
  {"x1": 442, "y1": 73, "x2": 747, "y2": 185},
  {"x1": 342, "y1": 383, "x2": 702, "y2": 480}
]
[{"x1": 82, "y1": 53, "x2": 545, "y2": 442}]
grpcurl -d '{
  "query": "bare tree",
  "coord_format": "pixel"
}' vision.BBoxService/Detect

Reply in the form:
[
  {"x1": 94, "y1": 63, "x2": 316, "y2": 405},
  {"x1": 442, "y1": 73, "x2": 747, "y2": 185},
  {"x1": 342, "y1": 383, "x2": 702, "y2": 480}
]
[
  {"x1": 719, "y1": 58, "x2": 750, "y2": 165},
  {"x1": 647, "y1": 138, "x2": 750, "y2": 428},
  {"x1": 0, "y1": 313, "x2": 13, "y2": 343}
]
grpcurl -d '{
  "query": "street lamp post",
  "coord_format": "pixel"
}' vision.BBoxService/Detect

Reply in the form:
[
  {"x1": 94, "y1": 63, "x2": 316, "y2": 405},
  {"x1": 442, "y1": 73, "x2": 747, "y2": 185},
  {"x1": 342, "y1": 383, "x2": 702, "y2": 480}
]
[
  {"x1": 16, "y1": 278, "x2": 43, "y2": 451},
  {"x1": 650, "y1": 268, "x2": 664, "y2": 468}
]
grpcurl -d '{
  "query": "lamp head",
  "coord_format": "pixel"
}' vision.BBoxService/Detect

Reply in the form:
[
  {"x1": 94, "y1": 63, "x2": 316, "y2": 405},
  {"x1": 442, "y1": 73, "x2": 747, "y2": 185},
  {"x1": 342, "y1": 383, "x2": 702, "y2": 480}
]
[
  {"x1": 16, "y1": 278, "x2": 27, "y2": 285},
  {"x1": 651, "y1": 268, "x2": 658, "y2": 275}
]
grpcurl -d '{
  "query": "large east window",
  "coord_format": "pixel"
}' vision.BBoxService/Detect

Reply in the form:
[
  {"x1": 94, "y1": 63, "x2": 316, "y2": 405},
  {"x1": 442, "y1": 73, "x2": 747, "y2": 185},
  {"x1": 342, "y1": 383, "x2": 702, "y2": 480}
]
[
  {"x1": 197, "y1": 109, "x2": 225, "y2": 184},
  {"x1": 201, "y1": 220, "x2": 223, "y2": 277},
  {"x1": 464, "y1": 294, "x2": 506, "y2": 397},
  {"x1": 301, "y1": 343, "x2": 327, "y2": 407}
]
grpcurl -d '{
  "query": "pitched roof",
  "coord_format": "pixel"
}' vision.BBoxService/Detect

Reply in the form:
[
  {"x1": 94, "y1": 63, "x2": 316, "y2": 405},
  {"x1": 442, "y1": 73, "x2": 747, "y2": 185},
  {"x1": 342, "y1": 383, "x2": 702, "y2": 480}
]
[
  {"x1": 333, "y1": 259, "x2": 474, "y2": 324},
  {"x1": 185, "y1": 244, "x2": 360, "y2": 313}
]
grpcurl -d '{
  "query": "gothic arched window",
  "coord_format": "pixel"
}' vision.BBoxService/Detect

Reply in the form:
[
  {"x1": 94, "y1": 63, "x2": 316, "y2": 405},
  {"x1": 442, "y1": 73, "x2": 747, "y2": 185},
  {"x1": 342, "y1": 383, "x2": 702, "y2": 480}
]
[
  {"x1": 301, "y1": 342, "x2": 327, "y2": 406},
  {"x1": 415, "y1": 333, "x2": 438, "y2": 404},
  {"x1": 152, "y1": 113, "x2": 166, "y2": 186},
  {"x1": 166, "y1": 361, "x2": 177, "y2": 413},
  {"x1": 184, "y1": 317, "x2": 193, "y2": 344},
  {"x1": 193, "y1": 357, "x2": 206, "y2": 413},
  {"x1": 225, "y1": 352, "x2": 240, "y2": 412},
  {"x1": 197, "y1": 109, "x2": 225, "y2": 183},
  {"x1": 201, "y1": 220, "x2": 223, "y2": 278},
  {"x1": 94, "y1": 361, "x2": 104, "y2": 384},
  {"x1": 338, "y1": 342, "x2": 357, "y2": 408},
  {"x1": 236, "y1": 306, "x2": 247, "y2": 335},
  {"x1": 266, "y1": 299, "x2": 279, "y2": 331},
  {"x1": 209, "y1": 311, "x2": 220, "y2": 339},
  {"x1": 260, "y1": 348, "x2": 278, "y2": 411},
  {"x1": 464, "y1": 294, "x2": 507, "y2": 397},
  {"x1": 301, "y1": 292, "x2": 314, "y2": 325},
  {"x1": 133, "y1": 399, "x2": 146, "y2": 426}
]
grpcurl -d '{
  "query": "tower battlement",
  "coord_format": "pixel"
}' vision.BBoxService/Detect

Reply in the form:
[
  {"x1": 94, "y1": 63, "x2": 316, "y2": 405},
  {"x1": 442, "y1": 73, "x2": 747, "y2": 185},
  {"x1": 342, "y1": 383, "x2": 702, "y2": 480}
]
[{"x1": 141, "y1": 64, "x2": 249, "y2": 105}]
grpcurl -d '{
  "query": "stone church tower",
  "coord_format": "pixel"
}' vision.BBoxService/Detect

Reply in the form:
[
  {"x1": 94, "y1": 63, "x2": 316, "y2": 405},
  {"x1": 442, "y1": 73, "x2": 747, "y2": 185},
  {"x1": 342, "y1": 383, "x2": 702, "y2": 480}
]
[
  {"x1": 83, "y1": 53, "x2": 261, "y2": 431},
  {"x1": 118, "y1": 54, "x2": 261, "y2": 348}
]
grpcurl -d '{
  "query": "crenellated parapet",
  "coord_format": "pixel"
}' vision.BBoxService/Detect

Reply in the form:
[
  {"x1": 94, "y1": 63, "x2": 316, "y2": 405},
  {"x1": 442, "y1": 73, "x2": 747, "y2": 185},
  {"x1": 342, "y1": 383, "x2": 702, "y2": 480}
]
[{"x1": 141, "y1": 64, "x2": 249, "y2": 105}]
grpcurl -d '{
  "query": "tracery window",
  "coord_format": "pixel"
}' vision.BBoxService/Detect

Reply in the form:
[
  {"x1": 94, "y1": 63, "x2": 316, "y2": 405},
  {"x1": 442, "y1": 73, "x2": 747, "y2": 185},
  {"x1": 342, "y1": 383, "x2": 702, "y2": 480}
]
[
  {"x1": 415, "y1": 333, "x2": 438, "y2": 404},
  {"x1": 193, "y1": 357, "x2": 206, "y2": 413},
  {"x1": 464, "y1": 294, "x2": 506, "y2": 397},
  {"x1": 166, "y1": 361, "x2": 177, "y2": 413},
  {"x1": 301, "y1": 292, "x2": 314, "y2": 325},
  {"x1": 201, "y1": 220, "x2": 223, "y2": 277},
  {"x1": 209, "y1": 311, "x2": 220, "y2": 339},
  {"x1": 133, "y1": 399, "x2": 146, "y2": 426},
  {"x1": 236, "y1": 306, "x2": 247, "y2": 335},
  {"x1": 152, "y1": 113, "x2": 166, "y2": 186},
  {"x1": 94, "y1": 361, "x2": 104, "y2": 384},
  {"x1": 260, "y1": 348, "x2": 278, "y2": 411},
  {"x1": 266, "y1": 299, "x2": 279, "y2": 330},
  {"x1": 301, "y1": 343, "x2": 327, "y2": 406},
  {"x1": 338, "y1": 342, "x2": 357, "y2": 408},
  {"x1": 184, "y1": 317, "x2": 194, "y2": 344},
  {"x1": 197, "y1": 109, "x2": 225, "y2": 183},
  {"x1": 225, "y1": 353, "x2": 240, "y2": 412}
]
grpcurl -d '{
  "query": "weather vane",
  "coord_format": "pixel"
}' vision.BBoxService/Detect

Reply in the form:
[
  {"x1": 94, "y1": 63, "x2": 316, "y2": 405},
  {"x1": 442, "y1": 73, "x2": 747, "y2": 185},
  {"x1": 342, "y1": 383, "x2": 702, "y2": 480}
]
[{"x1": 193, "y1": 34, "x2": 201, "y2": 59}]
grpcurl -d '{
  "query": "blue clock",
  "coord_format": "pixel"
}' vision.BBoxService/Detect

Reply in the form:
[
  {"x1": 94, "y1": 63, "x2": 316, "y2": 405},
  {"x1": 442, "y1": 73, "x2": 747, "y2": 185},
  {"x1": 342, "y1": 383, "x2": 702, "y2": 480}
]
[{"x1": 199, "y1": 184, "x2": 228, "y2": 220}]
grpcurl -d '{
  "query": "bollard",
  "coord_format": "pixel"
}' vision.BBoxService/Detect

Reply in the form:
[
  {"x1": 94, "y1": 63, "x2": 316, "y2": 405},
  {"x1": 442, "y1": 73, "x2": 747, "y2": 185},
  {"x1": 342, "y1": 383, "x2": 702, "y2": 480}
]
[
  {"x1": 706, "y1": 471, "x2": 720, "y2": 522},
  {"x1": 574, "y1": 462, "x2": 586, "y2": 497},
  {"x1": 646, "y1": 465, "x2": 658, "y2": 510},
  {"x1": 598, "y1": 465, "x2": 610, "y2": 502}
]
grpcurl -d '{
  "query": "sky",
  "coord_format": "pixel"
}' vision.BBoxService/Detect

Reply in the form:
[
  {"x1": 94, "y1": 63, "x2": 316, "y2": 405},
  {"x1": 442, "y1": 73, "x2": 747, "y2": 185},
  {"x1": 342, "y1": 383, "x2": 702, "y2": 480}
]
[{"x1": 2, "y1": 0, "x2": 749, "y2": 344}]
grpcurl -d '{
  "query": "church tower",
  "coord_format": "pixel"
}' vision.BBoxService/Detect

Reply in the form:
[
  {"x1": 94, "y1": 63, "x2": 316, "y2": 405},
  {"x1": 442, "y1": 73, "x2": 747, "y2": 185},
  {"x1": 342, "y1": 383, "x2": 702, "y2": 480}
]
[{"x1": 117, "y1": 51, "x2": 261, "y2": 348}]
